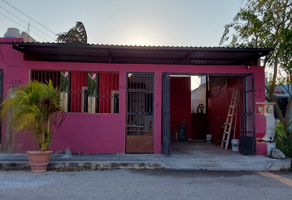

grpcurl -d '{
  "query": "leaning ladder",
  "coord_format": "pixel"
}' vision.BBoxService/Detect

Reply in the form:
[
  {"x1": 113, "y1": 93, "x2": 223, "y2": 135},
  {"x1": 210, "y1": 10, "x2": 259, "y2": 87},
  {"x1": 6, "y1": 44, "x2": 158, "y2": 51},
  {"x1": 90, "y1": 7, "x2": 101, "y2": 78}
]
[{"x1": 221, "y1": 89, "x2": 238, "y2": 150}]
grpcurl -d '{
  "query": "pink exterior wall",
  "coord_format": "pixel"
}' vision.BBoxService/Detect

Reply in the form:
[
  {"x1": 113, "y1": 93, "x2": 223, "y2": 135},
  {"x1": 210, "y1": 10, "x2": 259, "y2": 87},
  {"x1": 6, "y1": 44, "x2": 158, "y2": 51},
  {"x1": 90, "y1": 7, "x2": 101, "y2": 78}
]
[{"x1": 0, "y1": 38, "x2": 266, "y2": 154}]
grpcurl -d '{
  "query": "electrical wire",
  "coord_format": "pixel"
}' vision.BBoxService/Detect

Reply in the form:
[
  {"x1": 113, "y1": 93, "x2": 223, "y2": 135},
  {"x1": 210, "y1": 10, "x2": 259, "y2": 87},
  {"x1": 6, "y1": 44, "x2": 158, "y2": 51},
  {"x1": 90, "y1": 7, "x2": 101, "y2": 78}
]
[
  {"x1": 2, "y1": 0, "x2": 56, "y2": 35},
  {"x1": 0, "y1": 6, "x2": 55, "y2": 41},
  {"x1": 0, "y1": 12, "x2": 50, "y2": 42}
]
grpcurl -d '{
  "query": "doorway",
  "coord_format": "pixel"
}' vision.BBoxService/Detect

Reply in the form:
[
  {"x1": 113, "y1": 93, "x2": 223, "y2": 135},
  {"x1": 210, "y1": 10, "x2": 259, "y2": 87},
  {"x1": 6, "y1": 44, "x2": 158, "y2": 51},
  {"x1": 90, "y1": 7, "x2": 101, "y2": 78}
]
[
  {"x1": 125, "y1": 72, "x2": 154, "y2": 153},
  {"x1": 162, "y1": 73, "x2": 256, "y2": 155}
]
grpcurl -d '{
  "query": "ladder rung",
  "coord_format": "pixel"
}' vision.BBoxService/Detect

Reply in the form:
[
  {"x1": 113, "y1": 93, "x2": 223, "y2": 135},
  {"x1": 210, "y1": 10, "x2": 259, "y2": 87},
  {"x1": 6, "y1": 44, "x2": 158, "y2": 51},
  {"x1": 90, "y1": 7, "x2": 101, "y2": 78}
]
[{"x1": 221, "y1": 89, "x2": 238, "y2": 150}]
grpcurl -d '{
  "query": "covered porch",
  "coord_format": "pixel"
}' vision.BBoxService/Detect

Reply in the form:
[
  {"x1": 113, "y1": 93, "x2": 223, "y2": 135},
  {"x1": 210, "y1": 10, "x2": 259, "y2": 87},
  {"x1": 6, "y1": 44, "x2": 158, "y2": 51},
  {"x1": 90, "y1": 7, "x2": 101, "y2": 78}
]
[{"x1": 0, "y1": 38, "x2": 270, "y2": 155}]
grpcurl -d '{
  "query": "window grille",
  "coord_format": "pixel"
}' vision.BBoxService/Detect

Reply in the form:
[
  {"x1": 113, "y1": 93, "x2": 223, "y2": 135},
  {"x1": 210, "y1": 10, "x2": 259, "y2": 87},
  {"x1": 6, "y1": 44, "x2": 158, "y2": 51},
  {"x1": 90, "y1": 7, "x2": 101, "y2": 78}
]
[
  {"x1": 31, "y1": 71, "x2": 119, "y2": 113},
  {"x1": 126, "y1": 73, "x2": 154, "y2": 135}
]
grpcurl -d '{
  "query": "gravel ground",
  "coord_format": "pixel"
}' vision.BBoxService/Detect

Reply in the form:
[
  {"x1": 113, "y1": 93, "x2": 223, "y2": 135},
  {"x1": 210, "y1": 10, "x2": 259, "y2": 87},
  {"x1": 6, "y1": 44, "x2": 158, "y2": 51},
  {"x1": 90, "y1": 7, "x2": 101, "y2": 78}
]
[{"x1": 0, "y1": 170, "x2": 292, "y2": 200}]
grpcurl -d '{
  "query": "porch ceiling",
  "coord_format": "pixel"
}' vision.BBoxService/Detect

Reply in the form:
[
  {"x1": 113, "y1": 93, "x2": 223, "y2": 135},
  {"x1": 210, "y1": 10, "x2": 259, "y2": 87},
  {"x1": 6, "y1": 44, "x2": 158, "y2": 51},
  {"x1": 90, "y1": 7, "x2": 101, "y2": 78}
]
[{"x1": 11, "y1": 42, "x2": 272, "y2": 65}]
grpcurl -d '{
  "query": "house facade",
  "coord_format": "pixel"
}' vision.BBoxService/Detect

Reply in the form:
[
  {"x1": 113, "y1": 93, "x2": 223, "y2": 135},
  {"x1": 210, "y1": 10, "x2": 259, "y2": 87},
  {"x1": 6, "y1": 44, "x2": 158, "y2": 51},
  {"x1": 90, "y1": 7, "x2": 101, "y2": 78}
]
[{"x1": 0, "y1": 38, "x2": 271, "y2": 155}]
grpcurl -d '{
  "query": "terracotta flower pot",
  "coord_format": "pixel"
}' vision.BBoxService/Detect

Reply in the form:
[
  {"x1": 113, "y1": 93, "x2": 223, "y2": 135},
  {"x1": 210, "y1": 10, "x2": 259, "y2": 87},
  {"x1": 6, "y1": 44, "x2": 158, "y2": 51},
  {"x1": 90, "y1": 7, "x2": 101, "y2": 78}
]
[{"x1": 27, "y1": 150, "x2": 53, "y2": 173}]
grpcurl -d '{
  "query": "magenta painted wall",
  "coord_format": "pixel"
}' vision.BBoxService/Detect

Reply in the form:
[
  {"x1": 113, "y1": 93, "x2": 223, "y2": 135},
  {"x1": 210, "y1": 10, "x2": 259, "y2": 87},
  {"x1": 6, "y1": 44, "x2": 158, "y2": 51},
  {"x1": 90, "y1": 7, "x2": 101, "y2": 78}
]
[
  {"x1": 170, "y1": 77, "x2": 192, "y2": 139},
  {"x1": 0, "y1": 38, "x2": 266, "y2": 154},
  {"x1": 50, "y1": 113, "x2": 123, "y2": 154}
]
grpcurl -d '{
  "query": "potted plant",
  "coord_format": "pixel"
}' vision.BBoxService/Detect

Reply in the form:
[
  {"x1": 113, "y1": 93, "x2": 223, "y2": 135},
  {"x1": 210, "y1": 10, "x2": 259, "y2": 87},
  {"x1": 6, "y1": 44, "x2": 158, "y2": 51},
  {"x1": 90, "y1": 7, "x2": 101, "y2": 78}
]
[{"x1": 1, "y1": 80, "x2": 65, "y2": 173}]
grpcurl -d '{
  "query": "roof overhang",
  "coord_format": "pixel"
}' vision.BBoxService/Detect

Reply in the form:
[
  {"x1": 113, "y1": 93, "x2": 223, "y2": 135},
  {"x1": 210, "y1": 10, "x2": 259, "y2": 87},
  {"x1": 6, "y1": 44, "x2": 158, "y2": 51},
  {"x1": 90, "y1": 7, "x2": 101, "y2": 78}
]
[{"x1": 10, "y1": 42, "x2": 272, "y2": 65}]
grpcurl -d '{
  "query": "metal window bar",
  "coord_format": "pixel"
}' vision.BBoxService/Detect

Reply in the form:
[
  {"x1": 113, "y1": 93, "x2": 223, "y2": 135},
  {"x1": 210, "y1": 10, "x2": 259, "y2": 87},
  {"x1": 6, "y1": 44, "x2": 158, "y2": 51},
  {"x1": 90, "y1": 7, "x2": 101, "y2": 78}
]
[{"x1": 30, "y1": 70, "x2": 119, "y2": 114}]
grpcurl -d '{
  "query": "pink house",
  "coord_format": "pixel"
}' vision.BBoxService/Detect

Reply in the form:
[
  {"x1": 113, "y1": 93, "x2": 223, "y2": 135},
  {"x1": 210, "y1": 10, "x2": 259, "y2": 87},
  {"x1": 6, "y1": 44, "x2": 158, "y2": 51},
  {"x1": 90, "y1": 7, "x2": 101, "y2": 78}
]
[{"x1": 0, "y1": 38, "x2": 271, "y2": 155}]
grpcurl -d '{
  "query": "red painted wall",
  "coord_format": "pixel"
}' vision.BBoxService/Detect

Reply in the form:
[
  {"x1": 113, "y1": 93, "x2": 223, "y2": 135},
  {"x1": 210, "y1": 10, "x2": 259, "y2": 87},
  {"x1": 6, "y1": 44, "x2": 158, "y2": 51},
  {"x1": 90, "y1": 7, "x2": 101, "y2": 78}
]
[
  {"x1": 170, "y1": 77, "x2": 191, "y2": 140},
  {"x1": 99, "y1": 74, "x2": 119, "y2": 113},
  {"x1": 0, "y1": 38, "x2": 266, "y2": 154},
  {"x1": 71, "y1": 72, "x2": 88, "y2": 112},
  {"x1": 208, "y1": 76, "x2": 241, "y2": 144}
]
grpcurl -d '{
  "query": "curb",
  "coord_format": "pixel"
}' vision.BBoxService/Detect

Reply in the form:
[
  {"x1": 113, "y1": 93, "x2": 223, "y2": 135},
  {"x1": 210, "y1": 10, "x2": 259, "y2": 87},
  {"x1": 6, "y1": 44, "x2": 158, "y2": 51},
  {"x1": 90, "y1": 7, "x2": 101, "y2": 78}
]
[
  {"x1": 0, "y1": 161, "x2": 290, "y2": 172},
  {"x1": 0, "y1": 162, "x2": 163, "y2": 171}
]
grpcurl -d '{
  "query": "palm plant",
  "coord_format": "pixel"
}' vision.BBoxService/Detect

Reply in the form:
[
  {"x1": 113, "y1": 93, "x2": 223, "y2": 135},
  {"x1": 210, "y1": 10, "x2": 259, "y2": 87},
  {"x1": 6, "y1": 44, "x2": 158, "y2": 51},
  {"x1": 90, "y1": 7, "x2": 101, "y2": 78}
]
[
  {"x1": 88, "y1": 73, "x2": 97, "y2": 97},
  {"x1": 60, "y1": 71, "x2": 69, "y2": 92},
  {"x1": 0, "y1": 80, "x2": 65, "y2": 151},
  {"x1": 56, "y1": 21, "x2": 87, "y2": 44}
]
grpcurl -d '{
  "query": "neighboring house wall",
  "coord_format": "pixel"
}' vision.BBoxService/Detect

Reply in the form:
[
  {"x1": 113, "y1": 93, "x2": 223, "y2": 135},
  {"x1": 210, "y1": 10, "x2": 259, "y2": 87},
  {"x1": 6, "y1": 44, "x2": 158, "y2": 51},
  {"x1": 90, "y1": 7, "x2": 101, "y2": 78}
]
[
  {"x1": 265, "y1": 79, "x2": 291, "y2": 130},
  {"x1": 0, "y1": 38, "x2": 266, "y2": 154},
  {"x1": 191, "y1": 84, "x2": 206, "y2": 114}
]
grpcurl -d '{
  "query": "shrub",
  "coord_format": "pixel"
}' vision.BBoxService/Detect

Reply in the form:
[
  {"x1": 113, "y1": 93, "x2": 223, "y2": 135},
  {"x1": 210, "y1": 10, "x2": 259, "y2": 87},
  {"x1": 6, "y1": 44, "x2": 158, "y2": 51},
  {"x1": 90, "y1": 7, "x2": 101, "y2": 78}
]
[
  {"x1": 275, "y1": 121, "x2": 292, "y2": 158},
  {"x1": 276, "y1": 134, "x2": 292, "y2": 158},
  {"x1": 275, "y1": 121, "x2": 287, "y2": 142}
]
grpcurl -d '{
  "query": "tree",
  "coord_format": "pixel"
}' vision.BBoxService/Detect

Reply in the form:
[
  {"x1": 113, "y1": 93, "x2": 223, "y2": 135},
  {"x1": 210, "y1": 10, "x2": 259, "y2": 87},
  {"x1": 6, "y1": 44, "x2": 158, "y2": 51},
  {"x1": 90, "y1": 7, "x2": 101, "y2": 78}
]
[
  {"x1": 220, "y1": 0, "x2": 292, "y2": 134},
  {"x1": 56, "y1": 21, "x2": 87, "y2": 44},
  {"x1": 0, "y1": 81, "x2": 65, "y2": 151}
]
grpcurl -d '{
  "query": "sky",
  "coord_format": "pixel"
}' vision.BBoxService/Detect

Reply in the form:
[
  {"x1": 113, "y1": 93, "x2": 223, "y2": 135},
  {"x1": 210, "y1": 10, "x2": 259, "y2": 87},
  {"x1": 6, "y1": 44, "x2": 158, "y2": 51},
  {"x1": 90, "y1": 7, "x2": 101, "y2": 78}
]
[{"x1": 0, "y1": 0, "x2": 244, "y2": 46}]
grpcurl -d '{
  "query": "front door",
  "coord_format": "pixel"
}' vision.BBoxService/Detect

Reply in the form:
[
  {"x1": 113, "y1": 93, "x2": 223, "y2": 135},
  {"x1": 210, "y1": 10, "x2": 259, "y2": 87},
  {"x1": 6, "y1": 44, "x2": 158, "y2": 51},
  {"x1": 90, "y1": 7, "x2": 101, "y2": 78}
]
[{"x1": 125, "y1": 72, "x2": 154, "y2": 153}]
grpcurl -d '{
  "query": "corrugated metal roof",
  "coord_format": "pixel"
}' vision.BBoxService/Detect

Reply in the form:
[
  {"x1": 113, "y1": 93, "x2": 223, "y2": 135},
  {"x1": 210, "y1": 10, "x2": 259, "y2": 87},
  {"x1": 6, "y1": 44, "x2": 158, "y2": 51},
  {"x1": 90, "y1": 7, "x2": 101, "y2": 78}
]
[{"x1": 9, "y1": 41, "x2": 272, "y2": 65}]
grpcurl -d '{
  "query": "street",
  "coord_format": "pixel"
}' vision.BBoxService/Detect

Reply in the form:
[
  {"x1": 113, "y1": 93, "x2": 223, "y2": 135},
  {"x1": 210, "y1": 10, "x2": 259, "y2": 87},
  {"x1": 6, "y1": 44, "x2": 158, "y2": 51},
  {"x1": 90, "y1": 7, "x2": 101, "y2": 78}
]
[{"x1": 0, "y1": 170, "x2": 292, "y2": 200}]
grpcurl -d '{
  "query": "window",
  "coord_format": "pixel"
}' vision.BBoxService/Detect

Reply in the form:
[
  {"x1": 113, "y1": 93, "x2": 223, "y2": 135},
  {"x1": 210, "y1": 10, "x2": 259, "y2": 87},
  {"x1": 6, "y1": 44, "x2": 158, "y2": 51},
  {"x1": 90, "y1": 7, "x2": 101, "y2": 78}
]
[{"x1": 31, "y1": 70, "x2": 119, "y2": 113}]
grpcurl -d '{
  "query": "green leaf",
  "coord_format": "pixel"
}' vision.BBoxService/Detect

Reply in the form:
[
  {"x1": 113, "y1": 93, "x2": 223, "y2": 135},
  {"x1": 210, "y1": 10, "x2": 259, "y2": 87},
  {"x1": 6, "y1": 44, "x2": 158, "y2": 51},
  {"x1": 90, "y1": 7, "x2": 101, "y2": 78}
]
[{"x1": 0, "y1": 80, "x2": 65, "y2": 151}]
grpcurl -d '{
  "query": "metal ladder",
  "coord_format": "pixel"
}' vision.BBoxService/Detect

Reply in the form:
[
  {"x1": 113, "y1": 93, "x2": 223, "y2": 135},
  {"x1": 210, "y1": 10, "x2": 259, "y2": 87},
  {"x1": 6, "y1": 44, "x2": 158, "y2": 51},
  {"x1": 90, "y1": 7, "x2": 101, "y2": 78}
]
[{"x1": 221, "y1": 89, "x2": 238, "y2": 150}]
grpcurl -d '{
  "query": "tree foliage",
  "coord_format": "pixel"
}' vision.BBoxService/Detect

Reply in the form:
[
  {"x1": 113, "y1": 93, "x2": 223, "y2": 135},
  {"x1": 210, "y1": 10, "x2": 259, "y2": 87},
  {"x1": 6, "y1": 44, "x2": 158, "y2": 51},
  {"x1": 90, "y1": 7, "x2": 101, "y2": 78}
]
[
  {"x1": 1, "y1": 81, "x2": 65, "y2": 151},
  {"x1": 56, "y1": 21, "x2": 87, "y2": 44},
  {"x1": 220, "y1": 0, "x2": 292, "y2": 134},
  {"x1": 275, "y1": 121, "x2": 287, "y2": 141}
]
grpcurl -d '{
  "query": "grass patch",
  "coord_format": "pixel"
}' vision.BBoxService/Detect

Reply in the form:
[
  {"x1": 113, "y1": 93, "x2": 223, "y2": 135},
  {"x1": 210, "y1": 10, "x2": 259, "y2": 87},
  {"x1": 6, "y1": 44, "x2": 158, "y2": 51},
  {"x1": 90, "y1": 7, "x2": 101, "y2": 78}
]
[{"x1": 280, "y1": 167, "x2": 292, "y2": 173}]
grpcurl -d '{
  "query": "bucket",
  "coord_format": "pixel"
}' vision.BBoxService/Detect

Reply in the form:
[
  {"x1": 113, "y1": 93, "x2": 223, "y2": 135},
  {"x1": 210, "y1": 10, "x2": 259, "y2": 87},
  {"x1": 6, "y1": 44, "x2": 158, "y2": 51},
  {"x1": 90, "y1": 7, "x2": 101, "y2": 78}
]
[
  {"x1": 231, "y1": 139, "x2": 239, "y2": 151},
  {"x1": 175, "y1": 132, "x2": 179, "y2": 140},
  {"x1": 206, "y1": 134, "x2": 212, "y2": 143}
]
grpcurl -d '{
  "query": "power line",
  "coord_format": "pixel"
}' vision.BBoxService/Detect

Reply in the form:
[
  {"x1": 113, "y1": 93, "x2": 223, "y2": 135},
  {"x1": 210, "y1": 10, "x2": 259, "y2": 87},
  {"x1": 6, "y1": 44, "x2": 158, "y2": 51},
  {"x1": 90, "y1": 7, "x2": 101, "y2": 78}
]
[
  {"x1": 0, "y1": 6, "x2": 55, "y2": 41},
  {"x1": 0, "y1": 12, "x2": 50, "y2": 42},
  {"x1": 2, "y1": 0, "x2": 56, "y2": 35}
]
